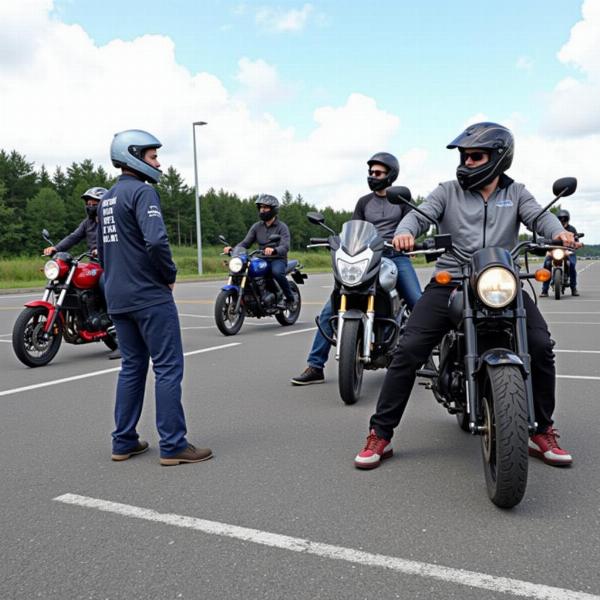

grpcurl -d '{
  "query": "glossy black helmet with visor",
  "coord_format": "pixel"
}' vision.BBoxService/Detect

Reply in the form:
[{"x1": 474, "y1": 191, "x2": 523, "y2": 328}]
[{"x1": 447, "y1": 122, "x2": 514, "y2": 191}]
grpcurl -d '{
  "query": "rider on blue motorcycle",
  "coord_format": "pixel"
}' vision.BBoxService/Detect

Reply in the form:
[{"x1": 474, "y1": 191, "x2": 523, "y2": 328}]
[{"x1": 223, "y1": 194, "x2": 295, "y2": 309}]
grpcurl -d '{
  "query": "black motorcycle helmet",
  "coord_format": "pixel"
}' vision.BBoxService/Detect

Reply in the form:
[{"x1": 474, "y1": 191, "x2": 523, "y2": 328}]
[
  {"x1": 557, "y1": 209, "x2": 570, "y2": 224},
  {"x1": 255, "y1": 194, "x2": 280, "y2": 222},
  {"x1": 447, "y1": 122, "x2": 514, "y2": 191},
  {"x1": 367, "y1": 152, "x2": 399, "y2": 192}
]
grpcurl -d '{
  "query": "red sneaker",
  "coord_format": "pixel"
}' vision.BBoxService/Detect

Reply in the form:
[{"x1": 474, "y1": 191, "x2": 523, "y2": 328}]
[
  {"x1": 354, "y1": 429, "x2": 393, "y2": 469},
  {"x1": 529, "y1": 426, "x2": 573, "y2": 467}
]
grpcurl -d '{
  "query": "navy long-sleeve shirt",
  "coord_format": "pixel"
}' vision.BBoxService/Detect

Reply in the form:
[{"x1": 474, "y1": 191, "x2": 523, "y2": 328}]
[{"x1": 97, "y1": 175, "x2": 177, "y2": 314}]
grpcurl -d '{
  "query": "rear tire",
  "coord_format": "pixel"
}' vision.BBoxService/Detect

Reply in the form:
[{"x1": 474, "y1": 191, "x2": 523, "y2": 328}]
[
  {"x1": 12, "y1": 306, "x2": 63, "y2": 367},
  {"x1": 214, "y1": 289, "x2": 245, "y2": 336},
  {"x1": 338, "y1": 319, "x2": 364, "y2": 405},
  {"x1": 275, "y1": 281, "x2": 301, "y2": 326},
  {"x1": 553, "y1": 268, "x2": 562, "y2": 300},
  {"x1": 480, "y1": 364, "x2": 528, "y2": 509}
]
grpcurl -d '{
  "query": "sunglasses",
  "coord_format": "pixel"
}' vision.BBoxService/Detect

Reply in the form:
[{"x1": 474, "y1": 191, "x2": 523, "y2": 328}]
[
  {"x1": 369, "y1": 169, "x2": 388, "y2": 177},
  {"x1": 462, "y1": 151, "x2": 488, "y2": 162}
]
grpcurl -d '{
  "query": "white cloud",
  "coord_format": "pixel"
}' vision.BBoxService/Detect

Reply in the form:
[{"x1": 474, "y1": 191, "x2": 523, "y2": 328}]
[
  {"x1": 516, "y1": 56, "x2": 534, "y2": 70},
  {"x1": 543, "y1": 0, "x2": 600, "y2": 136},
  {"x1": 0, "y1": 2, "x2": 408, "y2": 215},
  {"x1": 234, "y1": 57, "x2": 293, "y2": 106},
  {"x1": 255, "y1": 4, "x2": 315, "y2": 32}
]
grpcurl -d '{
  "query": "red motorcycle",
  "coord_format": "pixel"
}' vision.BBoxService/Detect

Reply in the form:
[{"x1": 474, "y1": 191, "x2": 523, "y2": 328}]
[{"x1": 12, "y1": 230, "x2": 118, "y2": 367}]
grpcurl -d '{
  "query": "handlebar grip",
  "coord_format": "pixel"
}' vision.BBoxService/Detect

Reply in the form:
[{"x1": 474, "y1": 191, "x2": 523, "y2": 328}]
[
  {"x1": 309, "y1": 237, "x2": 329, "y2": 244},
  {"x1": 412, "y1": 239, "x2": 435, "y2": 251}
]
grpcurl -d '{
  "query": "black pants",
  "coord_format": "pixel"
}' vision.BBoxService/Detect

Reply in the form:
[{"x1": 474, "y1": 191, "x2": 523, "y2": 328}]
[{"x1": 370, "y1": 281, "x2": 556, "y2": 439}]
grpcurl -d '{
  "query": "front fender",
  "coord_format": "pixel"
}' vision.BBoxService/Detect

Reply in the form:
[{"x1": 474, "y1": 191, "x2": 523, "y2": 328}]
[
  {"x1": 476, "y1": 348, "x2": 524, "y2": 375},
  {"x1": 24, "y1": 300, "x2": 63, "y2": 332},
  {"x1": 340, "y1": 309, "x2": 365, "y2": 321},
  {"x1": 221, "y1": 284, "x2": 241, "y2": 292}
]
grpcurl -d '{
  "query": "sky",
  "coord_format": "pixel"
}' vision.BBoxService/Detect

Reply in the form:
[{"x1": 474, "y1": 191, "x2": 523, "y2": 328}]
[{"x1": 1, "y1": 0, "x2": 600, "y2": 240}]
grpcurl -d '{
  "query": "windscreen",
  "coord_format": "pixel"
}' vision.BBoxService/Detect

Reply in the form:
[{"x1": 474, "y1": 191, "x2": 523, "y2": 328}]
[{"x1": 339, "y1": 220, "x2": 379, "y2": 256}]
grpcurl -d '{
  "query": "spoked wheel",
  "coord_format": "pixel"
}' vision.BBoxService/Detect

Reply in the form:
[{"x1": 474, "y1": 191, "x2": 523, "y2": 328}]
[
  {"x1": 480, "y1": 364, "x2": 528, "y2": 508},
  {"x1": 338, "y1": 319, "x2": 364, "y2": 405},
  {"x1": 553, "y1": 268, "x2": 562, "y2": 300},
  {"x1": 275, "y1": 281, "x2": 301, "y2": 326},
  {"x1": 214, "y1": 289, "x2": 245, "y2": 336},
  {"x1": 12, "y1": 306, "x2": 63, "y2": 367}
]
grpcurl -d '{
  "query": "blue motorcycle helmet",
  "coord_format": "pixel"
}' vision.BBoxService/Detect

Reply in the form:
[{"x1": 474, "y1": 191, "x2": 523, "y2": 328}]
[{"x1": 110, "y1": 129, "x2": 163, "y2": 183}]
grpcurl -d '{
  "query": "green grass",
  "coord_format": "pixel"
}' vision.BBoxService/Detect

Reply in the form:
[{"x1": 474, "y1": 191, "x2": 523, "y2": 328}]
[{"x1": 0, "y1": 246, "x2": 337, "y2": 289}]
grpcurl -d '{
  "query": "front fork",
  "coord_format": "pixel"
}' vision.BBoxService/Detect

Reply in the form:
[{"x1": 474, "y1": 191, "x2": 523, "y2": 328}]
[
  {"x1": 463, "y1": 287, "x2": 536, "y2": 435},
  {"x1": 43, "y1": 267, "x2": 76, "y2": 335},
  {"x1": 334, "y1": 294, "x2": 375, "y2": 363}
]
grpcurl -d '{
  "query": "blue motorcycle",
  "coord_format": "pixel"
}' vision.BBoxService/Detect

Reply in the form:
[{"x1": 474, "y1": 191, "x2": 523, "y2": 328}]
[{"x1": 214, "y1": 234, "x2": 307, "y2": 336}]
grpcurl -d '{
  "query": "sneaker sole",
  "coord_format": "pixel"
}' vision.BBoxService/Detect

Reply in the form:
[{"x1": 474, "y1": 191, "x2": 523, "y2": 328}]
[
  {"x1": 354, "y1": 449, "x2": 393, "y2": 470},
  {"x1": 528, "y1": 447, "x2": 572, "y2": 467},
  {"x1": 160, "y1": 452, "x2": 214, "y2": 466},
  {"x1": 111, "y1": 445, "x2": 150, "y2": 461},
  {"x1": 290, "y1": 378, "x2": 325, "y2": 386}
]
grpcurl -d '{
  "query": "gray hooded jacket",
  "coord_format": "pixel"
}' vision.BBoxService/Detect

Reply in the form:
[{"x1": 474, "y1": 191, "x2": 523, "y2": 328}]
[{"x1": 395, "y1": 176, "x2": 564, "y2": 276}]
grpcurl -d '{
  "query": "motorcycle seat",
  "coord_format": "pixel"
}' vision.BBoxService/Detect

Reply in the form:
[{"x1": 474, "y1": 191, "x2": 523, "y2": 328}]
[{"x1": 285, "y1": 259, "x2": 299, "y2": 273}]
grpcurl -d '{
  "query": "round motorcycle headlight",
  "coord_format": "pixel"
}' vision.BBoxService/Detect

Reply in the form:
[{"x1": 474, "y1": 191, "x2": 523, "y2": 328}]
[
  {"x1": 229, "y1": 257, "x2": 244, "y2": 274},
  {"x1": 551, "y1": 248, "x2": 565, "y2": 261},
  {"x1": 476, "y1": 267, "x2": 517, "y2": 308},
  {"x1": 44, "y1": 260, "x2": 60, "y2": 280},
  {"x1": 337, "y1": 258, "x2": 369, "y2": 286}
]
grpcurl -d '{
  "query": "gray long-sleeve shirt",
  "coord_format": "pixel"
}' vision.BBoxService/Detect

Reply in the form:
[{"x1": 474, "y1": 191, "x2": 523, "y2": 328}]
[
  {"x1": 55, "y1": 218, "x2": 98, "y2": 253},
  {"x1": 395, "y1": 176, "x2": 564, "y2": 275},
  {"x1": 238, "y1": 218, "x2": 290, "y2": 259},
  {"x1": 352, "y1": 192, "x2": 413, "y2": 241}
]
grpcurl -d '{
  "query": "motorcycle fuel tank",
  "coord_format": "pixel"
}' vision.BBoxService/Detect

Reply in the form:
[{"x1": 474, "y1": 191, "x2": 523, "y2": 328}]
[
  {"x1": 72, "y1": 262, "x2": 103, "y2": 289},
  {"x1": 378, "y1": 257, "x2": 398, "y2": 292}
]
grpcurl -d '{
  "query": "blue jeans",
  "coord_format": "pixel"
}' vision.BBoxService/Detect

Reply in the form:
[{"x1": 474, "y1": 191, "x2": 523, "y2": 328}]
[
  {"x1": 542, "y1": 254, "x2": 577, "y2": 292},
  {"x1": 270, "y1": 258, "x2": 294, "y2": 301},
  {"x1": 111, "y1": 300, "x2": 188, "y2": 457},
  {"x1": 307, "y1": 256, "x2": 422, "y2": 369}
]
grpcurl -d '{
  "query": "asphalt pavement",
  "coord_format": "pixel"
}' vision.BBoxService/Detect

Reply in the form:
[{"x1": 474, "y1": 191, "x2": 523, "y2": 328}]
[{"x1": 1, "y1": 262, "x2": 599, "y2": 600}]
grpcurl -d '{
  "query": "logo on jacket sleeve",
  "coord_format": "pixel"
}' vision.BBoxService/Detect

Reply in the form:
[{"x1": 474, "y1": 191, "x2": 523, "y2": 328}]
[
  {"x1": 148, "y1": 205, "x2": 162, "y2": 218},
  {"x1": 496, "y1": 198, "x2": 514, "y2": 208}
]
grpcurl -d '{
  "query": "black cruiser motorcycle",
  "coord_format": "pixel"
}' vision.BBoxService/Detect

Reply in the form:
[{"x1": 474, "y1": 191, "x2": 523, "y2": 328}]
[
  {"x1": 306, "y1": 212, "x2": 425, "y2": 405},
  {"x1": 386, "y1": 178, "x2": 577, "y2": 508}
]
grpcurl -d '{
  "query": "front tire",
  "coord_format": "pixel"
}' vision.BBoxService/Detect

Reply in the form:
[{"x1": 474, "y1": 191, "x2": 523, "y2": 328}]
[
  {"x1": 338, "y1": 319, "x2": 364, "y2": 405},
  {"x1": 214, "y1": 289, "x2": 245, "y2": 336},
  {"x1": 553, "y1": 268, "x2": 562, "y2": 300},
  {"x1": 12, "y1": 306, "x2": 63, "y2": 367},
  {"x1": 275, "y1": 281, "x2": 301, "y2": 326},
  {"x1": 480, "y1": 364, "x2": 528, "y2": 509}
]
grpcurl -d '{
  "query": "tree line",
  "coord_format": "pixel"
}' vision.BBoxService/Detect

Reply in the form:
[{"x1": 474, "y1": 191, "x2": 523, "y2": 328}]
[{"x1": 0, "y1": 149, "x2": 354, "y2": 257}]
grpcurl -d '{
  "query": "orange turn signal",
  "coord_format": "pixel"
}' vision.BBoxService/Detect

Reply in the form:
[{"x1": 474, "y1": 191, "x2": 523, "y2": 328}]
[
  {"x1": 435, "y1": 271, "x2": 453, "y2": 285},
  {"x1": 534, "y1": 268, "x2": 551, "y2": 282}
]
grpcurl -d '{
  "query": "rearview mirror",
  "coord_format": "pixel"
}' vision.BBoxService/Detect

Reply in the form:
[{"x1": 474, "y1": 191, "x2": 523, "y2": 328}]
[
  {"x1": 217, "y1": 234, "x2": 228, "y2": 245},
  {"x1": 552, "y1": 177, "x2": 577, "y2": 198},
  {"x1": 307, "y1": 211, "x2": 324, "y2": 225},
  {"x1": 42, "y1": 229, "x2": 50, "y2": 238},
  {"x1": 386, "y1": 186, "x2": 412, "y2": 205},
  {"x1": 267, "y1": 234, "x2": 281, "y2": 243}
]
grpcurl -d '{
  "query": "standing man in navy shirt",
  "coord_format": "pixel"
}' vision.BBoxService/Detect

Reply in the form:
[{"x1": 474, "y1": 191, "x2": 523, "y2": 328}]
[{"x1": 98, "y1": 129, "x2": 212, "y2": 466}]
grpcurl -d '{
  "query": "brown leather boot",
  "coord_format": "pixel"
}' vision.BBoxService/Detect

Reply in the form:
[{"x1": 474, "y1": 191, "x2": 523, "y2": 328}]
[
  {"x1": 160, "y1": 444, "x2": 213, "y2": 466},
  {"x1": 111, "y1": 440, "x2": 149, "y2": 461}
]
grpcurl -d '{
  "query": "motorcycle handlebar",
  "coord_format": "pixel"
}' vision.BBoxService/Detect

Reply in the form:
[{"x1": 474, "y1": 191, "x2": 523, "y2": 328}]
[{"x1": 309, "y1": 237, "x2": 329, "y2": 244}]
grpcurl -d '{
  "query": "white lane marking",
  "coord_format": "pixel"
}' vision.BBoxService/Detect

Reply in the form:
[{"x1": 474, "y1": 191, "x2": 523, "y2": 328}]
[
  {"x1": 0, "y1": 340, "x2": 12, "y2": 343},
  {"x1": 275, "y1": 327, "x2": 318, "y2": 337},
  {"x1": 53, "y1": 493, "x2": 600, "y2": 600},
  {"x1": 542, "y1": 311, "x2": 600, "y2": 314},
  {"x1": 180, "y1": 326, "x2": 215, "y2": 330},
  {"x1": 0, "y1": 333, "x2": 12, "y2": 337},
  {"x1": 0, "y1": 343, "x2": 240, "y2": 397},
  {"x1": 0, "y1": 292, "x2": 40, "y2": 300},
  {"x1": 179, "y1": 313, "x2": 212, "y2": 319},
  {"x1": 555, "y1": 349, "x2": 600, "y2": 354},
  {"x1": 547, "y1": 322, "x2": 600, "y2": 325},
  {"x1": 557, "y1": 374, "x2": 600, "y2": 381}
]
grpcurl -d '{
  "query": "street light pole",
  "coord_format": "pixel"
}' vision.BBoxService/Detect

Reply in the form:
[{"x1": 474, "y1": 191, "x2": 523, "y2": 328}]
[{"x1": 192, "y1": 121, "x2": 207, "y2": 275}]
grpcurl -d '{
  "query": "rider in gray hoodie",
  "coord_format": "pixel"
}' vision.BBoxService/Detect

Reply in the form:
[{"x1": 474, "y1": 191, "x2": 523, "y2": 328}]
[{"x1": 354, "y1": 122, "x2": 578, "y2": 471}]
